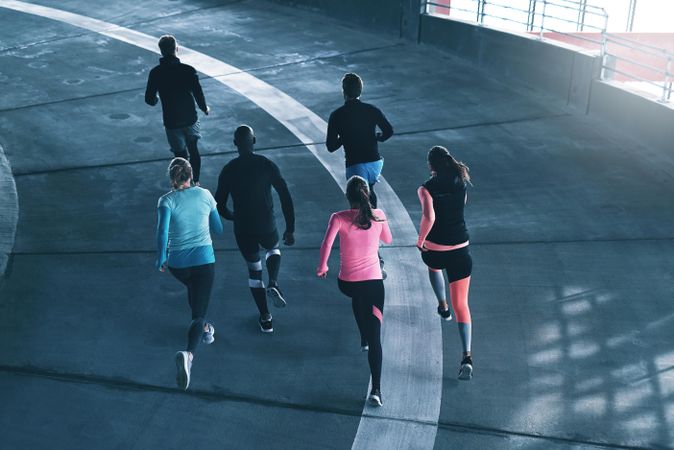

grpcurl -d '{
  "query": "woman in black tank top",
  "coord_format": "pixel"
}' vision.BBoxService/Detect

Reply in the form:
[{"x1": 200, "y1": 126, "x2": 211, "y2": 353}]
[{"x1": 416, "y1": 146, "x2": 475, "y2": 380}]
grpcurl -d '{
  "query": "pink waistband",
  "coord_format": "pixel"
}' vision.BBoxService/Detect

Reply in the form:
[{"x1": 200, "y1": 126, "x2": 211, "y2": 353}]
[{"x1": 424, "y1": 240, "x2": 469, "y2": 252}]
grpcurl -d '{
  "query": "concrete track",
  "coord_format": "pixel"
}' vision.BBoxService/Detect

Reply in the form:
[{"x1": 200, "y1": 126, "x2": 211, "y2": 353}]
[{"x1": 1, "y1": 1, "x2": 673, "y2": 449}]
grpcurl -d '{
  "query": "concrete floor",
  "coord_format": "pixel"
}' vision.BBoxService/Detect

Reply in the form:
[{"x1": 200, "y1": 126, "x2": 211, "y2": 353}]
[{"x1": 1, "y1": 1, "x2": 673, "y2": 449}]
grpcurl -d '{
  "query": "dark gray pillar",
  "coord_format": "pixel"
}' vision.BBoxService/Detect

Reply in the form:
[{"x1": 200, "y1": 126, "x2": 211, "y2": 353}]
[{"x1": 400, "y1": 0, "x2": 423, "y2": 41}]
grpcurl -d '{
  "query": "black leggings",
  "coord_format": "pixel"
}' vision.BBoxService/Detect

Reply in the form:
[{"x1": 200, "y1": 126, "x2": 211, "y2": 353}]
[
  {"x1": 338, "y1": 279, "x2": 385, "y2": 391},
  {"x1": 368, "y1": 183, "x2": 377, "y2": 209},
  {"x1": 174, "y1": 138, "x2": 201, "y2": 183},
  {"x1": 169, "y1": 263, "x2": 214, "y2": 353}
]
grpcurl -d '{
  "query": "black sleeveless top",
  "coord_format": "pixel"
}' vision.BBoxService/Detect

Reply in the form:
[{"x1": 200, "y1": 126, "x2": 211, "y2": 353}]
[{"x1": 422, "y1": 172, "x2": 469, "y2": 246}]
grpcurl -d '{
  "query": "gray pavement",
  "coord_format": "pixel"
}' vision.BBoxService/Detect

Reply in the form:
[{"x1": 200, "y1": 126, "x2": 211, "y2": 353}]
[{"x1": 0, "y1": 1, "x2": 673, "y2": 449}]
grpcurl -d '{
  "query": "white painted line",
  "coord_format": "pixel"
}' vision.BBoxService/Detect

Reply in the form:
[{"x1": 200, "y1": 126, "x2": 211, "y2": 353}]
[{"x1": 0, "y1": 1, "x2": 443, "y2": 447}]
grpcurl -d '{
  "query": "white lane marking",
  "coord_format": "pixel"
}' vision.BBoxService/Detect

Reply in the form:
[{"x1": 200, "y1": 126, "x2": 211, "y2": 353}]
[{"x1": 0, "y1": 1, "x2": 443, "y2": 447}]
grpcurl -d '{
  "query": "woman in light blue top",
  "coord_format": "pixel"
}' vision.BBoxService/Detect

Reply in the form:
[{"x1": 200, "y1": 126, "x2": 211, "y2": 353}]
[{"x1": 156, "y1": 157, "x2": 223, "y2": 390}]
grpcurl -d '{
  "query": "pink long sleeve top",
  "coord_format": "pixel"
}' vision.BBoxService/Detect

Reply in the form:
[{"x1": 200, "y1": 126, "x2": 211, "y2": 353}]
[{"x1": 318, "y1": 209, "x2": 393, "y2": 281}]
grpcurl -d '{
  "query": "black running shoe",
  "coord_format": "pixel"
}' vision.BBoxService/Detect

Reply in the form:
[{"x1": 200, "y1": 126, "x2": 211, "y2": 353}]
[
  {"x1": 458, "y1": 356, "x2": 473, "y2": 380},
  {"x1": 266, "y1": 283, "x2": 287, "y2": 308},
  {"x1": 437, "y1": 305, "x2": 452, "y2": 321},
  {"x1": 259, "y1": 314, "x2": 273, "y2": 333},
  {"x1": 368, "y1": 388, "x2": 383, "y2": 407}
]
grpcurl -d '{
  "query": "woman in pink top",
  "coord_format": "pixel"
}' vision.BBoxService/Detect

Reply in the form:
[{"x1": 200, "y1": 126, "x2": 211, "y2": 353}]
[{"x1": 317, "y1": 176, "x2": 392, "y2": 407}]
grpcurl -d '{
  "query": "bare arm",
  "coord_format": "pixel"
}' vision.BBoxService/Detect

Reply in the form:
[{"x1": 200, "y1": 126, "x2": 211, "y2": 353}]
[{"x1": 417, "y1": 186, "x2": 435, "y2": 249}]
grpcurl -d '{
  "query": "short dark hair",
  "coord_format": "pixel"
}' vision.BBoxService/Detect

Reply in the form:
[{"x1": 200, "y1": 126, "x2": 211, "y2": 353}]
[
  {"x1": 342, "y1": 73, "x2": 363, "y2": 99},
  {"x1": 234, "y1": 125, "x2": 254, "y2": 142},
  {"x1": 158, "y1": 35, "x2": 177, "y2": 57}
]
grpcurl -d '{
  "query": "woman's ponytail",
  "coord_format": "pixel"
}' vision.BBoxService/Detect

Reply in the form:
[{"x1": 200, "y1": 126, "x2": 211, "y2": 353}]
[{"x1": 346, "y1": 176, "x2": 380, "y2": 229}]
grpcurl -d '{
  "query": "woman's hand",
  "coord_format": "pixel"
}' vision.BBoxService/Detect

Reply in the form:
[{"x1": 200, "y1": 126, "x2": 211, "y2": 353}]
[
  {"x1": 156, "y1": 258, "x2": 167, "y2": 272},
  {"x1": 316, "y1": 267, "x2": 328, "y2": 278},
  {"x1": 416, "y1": 240, "x2": 429, "y2": 252}
]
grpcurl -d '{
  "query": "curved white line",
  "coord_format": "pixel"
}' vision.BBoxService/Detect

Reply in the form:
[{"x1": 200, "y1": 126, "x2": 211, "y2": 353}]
[{"x1": 0, "y1": 1, "x2": 443, "y2": 447}]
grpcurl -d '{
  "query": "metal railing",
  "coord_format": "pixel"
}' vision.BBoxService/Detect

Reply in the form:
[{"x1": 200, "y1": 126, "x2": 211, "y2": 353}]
[
  {"x1": 421, "y1": 0, "x2": 673, "y2": 103},
  {"x1": 422, "y1": 0, "x2": 608, "y2": 46},
  {"x1": 600, "y1": 33, "x2": 673, "y2": 103}
]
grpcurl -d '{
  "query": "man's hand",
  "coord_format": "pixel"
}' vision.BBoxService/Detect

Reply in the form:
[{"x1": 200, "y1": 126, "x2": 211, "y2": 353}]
[
  {"x1": 203, "y1": 106, "x2": 211, "y2": 116},
  {"x1": 283, "y1": 231, "x2": 295, "y2": 246}
]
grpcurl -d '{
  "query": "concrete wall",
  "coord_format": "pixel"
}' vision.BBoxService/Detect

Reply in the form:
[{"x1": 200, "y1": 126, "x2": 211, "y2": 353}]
[
  {"x1": 589, "y1": 81, "x2": 674, "y2": 153},
  {"x1": 269, "y1": 0, "x2": 423, "y2": 39},
  {"x1": 418, "y1": 14, "x2": 601, "y2": 111},
  {"x1": 0, "y1": 143, "x2": 18, "y2": 287},
  {"x1": 416, "y1": 15, "x2": 672, "y2": 153}
]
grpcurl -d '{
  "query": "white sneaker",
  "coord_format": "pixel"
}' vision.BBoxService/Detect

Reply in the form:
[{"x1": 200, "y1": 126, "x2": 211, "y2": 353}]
[
  {"x1": 175, "y1": 351, "x2": 192, "y2": 390},
  {"x1": 368, "y1": 389, "x2": 382, "y2": 407}
]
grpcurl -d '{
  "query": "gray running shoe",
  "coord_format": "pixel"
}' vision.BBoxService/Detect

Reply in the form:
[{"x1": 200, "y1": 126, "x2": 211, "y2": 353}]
[
  {"x1": 175, "y1": 351, "x2": 192, "y2": 390},
  {"x1": 458, "y1": 356, "x2": 473, "y2": 381},
  {"x1": 202, "y1": 323, "x2": 215, "y2": 344},
  {"x1": 266, "y1": 284, "x2": 287, "y2": 308}
]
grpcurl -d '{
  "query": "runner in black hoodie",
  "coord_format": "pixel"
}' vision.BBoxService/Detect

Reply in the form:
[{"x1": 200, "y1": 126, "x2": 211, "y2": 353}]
[{"x1": 145, "y1": 35, "x2": 210, "y2": 184}]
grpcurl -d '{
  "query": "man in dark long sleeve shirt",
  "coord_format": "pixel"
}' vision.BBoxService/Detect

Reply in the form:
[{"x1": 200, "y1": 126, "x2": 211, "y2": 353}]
[
  {"x1": 326, "y1": 72, "x2": 393, "y2": 209},
  {"x1": 215, "y1": 125, "x2": 295, "y2": 333},
  {"x1": 145, "y1": 35, "x2": 209, "y2": 184}
]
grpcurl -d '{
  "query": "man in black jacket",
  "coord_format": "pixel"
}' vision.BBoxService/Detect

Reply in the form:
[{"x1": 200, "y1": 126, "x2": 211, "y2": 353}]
[
  {"x1": 326, "y1": 72, "x2": 393, "y2": 209},
  {"x1": 145, "y1": 35, "x2": 210, "y2": 185},
  {"x1": 215, "y1": 125, "x2": 295, "y2": 333}
]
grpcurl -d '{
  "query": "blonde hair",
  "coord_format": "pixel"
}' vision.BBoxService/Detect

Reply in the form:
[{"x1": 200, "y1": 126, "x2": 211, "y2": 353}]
[{"x1": 168, "y1": 157, "x2": 192, "y2": 188}]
